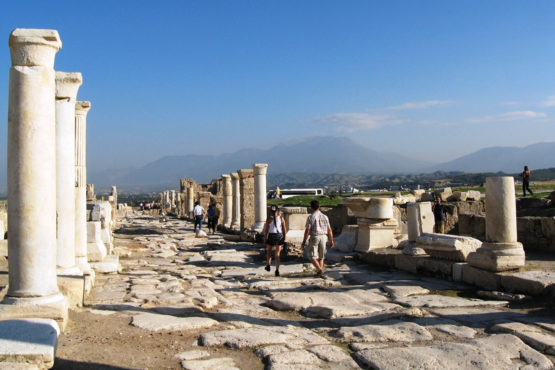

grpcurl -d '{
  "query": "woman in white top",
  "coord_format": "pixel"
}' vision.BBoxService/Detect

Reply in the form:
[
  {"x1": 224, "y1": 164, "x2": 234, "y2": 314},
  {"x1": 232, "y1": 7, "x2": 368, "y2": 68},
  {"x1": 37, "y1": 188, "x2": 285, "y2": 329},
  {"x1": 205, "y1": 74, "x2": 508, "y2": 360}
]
[{"x1": 263, "y1": 205, "x2": 287, "y2": 276}]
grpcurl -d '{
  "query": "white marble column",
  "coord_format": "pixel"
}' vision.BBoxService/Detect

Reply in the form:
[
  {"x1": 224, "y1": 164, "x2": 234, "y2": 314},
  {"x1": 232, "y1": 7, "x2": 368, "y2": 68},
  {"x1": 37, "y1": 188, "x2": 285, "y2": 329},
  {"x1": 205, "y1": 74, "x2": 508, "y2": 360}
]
[
  {"x1": 186, "y1": 187, "x2": 194, "y2": 217},
  {"x1": 74, "y1": 101, "x2": 92, "y2": 273},
  {"x1": 3, "y1": 29, "x2": 66, "y2": 307},
  {"x1": 56, "y1": 72, "x2": 82, "y2": 276},
  {"x1": 222, "y1": 174, "x2": 232, "y2": 227},
  {"x1": 468, "y1": 176, "x2": 525, "y2": 271},
  {"x1": 252, "y1": 163, "x2": 268, "y2": 232},
  {"x1": 230, "y1": 172, "x2": 240, "y2": 230}
]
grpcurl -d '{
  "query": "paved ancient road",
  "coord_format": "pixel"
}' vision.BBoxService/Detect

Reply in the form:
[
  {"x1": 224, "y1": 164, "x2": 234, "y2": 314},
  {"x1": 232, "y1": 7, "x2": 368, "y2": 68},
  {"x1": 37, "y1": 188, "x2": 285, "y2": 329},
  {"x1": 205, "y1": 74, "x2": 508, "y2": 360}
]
[{"x1": 64, "y1": 211, "x2": 554, "y2": 369}]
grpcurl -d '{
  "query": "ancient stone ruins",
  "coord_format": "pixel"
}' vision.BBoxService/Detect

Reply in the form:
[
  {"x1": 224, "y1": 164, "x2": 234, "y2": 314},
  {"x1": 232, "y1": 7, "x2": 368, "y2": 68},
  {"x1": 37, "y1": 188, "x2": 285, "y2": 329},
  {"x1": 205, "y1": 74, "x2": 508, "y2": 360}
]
[{"x1": 0, "y1": 28, "x2": 553, "y2": 369}]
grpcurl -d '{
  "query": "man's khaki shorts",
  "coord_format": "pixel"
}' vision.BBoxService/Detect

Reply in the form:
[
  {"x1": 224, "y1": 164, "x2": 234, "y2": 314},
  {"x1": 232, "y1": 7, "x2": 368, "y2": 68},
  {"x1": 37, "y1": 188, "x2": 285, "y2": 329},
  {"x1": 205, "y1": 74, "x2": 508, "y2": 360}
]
[{"x1": 307, "y1": 234, "x2": 327, "y2": 260}]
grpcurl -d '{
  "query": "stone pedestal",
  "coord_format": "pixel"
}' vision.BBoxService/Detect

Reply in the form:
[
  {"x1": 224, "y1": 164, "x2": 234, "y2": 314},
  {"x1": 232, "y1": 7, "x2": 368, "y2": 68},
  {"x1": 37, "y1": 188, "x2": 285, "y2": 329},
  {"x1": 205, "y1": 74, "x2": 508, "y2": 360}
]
[
  {"x1": 230, "y1": 172, "x2": 241, "y2": 230},
  {"x1": 417, "y1": 233, "x2": 482, "y2": 261},
  {"x1": 354, "y1": 218, "x2": 398, "y2": 252},
  {"x1": 343, "y1": 197, "x2": 393, "y2": 219},
  {"x1": 87, "y1": 221, "x2": 107, "y2": 262},
  {"x1": 55, "y1": 71, "x2": 82, "y2": 276},
  {"x1": 407, "y1": 202, "x2": 434, "y2": 242},
  {"x1": 1, "y1": 28, "x2": 68, "y2": 327},
  {"x1": 468, "y1": 176, "x2": 525, "y2": 271},
  {"x1": 280, "y1": 207, "x2": 310, "y2": 245},
  {"x1": 333, "y1": 225, "x2": 358, "y2": 252},
  {"x1": 75, "y1": 100, "x2": 92, "y2": 274},
  {"x1": 252, "y1": 163, "x2": 268, "y2": 232},
  {"x1": 404, "y1": 202, "x2": 434, "y2": 256},
  {"x1": 222, "y1": 174, "x2": 232, "y2": 227}
]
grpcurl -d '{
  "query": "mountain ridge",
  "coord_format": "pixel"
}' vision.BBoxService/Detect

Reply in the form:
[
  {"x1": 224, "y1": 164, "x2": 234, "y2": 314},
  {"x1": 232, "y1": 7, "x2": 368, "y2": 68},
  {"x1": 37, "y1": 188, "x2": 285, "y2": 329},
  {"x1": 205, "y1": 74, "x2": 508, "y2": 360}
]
[{"x1": 88, "y1": 137, "x2": 555, "y2": 191}]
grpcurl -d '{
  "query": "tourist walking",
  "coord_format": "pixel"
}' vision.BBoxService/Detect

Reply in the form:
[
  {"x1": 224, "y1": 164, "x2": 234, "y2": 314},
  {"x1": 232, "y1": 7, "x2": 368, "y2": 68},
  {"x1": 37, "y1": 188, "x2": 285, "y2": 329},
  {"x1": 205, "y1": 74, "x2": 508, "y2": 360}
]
[
  {"x1": 193, "y1": 201, "x2": 205, "y2": 232},
  {"x1": 207, "y1": 204, "x2": 218, "y2": 234},
  {"x1": 432, "y1": 196, "x2": 447, "y2": 234},
  {"x1": 520, "y1": 165, "x2": 534, "y2": 197},
  {"x1": 264, "y1": 205, "x2": 287, "y2": 276},
  {"x1": 301, "y1": 200, "x2": 334, "y2": 276}
]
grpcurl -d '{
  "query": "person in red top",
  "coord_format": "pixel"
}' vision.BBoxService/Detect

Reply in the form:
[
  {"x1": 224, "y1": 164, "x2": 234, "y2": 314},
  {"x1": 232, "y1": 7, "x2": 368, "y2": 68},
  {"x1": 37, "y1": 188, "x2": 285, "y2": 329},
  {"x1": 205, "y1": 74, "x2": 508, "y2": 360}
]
[{"x1": 301, "y1": 200, "x2": 334, "y2": 276}]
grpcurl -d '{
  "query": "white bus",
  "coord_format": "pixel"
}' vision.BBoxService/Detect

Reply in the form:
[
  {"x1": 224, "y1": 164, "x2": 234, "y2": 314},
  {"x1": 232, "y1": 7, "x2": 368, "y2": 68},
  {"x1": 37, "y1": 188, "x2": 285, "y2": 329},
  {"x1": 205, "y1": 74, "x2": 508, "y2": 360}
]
[{"x1": 278, "y1": 188, "x2": 324, "y2": 199}]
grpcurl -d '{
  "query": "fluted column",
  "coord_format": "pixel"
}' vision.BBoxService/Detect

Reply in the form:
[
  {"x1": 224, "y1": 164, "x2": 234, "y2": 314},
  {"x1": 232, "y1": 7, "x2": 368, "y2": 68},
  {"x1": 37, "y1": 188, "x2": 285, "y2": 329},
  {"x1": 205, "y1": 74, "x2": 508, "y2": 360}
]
[
  {"x1": 252, "y1": 163, "x2": 268, "y2": 232},
  {"x1": 468, "y1": 176, "x2": 525, "y2": 271},
  {"x1": 56, "y1": 72, "x2": 82, "y2": 275},
  {"x1": 74, "y1": 101, "x2": 91, "y2": 273},
  {"x1": 230, "y1": 172, "x2": 240, "y2": 229},
  {"x1": 3, "y1": 29, "x2": 66, "y2": 307},
  {"x1": 222, "y1": 174, "x2": 232, "y2": 227}
]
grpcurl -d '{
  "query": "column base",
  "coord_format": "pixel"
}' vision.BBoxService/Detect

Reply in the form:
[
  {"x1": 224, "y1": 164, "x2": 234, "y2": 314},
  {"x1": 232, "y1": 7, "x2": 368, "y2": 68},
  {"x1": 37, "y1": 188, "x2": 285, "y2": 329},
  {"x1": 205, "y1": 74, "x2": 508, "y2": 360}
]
[
  {"x1": 467, "y1": 241, "x2": 525, "y2": 272},
  {"x1": 252, "y1": 221, "x2": 265, "y2": 233},
  {"x1": 57, "y1": 275, "x2": 85, "y2": 308},
  {"x1": 402, "y1": 241, "x2": 427, "y2": 256},
  {"x1": 0, "y1": 293, "x2": 69, "y2": 331},
  {"x1": 56, "y1": 265, "x2": 83, "y2": 276},
  {"x1": 230, "y1": 222, "x2": 240, "y2": 231}
]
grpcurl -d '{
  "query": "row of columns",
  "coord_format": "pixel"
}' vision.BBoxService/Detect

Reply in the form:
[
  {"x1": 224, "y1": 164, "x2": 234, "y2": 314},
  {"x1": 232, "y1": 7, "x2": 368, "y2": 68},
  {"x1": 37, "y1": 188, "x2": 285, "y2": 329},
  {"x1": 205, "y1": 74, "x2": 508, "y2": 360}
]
[
  {"x1": 217, "y1": 164, "x2": 267, "y2": 232},
  {"x1": 2, "y1": 29, "x2": 93, "y2": 317},
  {"x1": 179, "y1": 164, "x2": 268, "y2": 232}
]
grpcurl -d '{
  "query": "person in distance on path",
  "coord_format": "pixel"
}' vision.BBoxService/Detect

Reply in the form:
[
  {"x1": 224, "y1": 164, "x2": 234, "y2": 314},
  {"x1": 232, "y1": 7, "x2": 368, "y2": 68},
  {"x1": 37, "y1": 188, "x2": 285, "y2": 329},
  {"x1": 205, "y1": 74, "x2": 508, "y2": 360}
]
[
  {"x1": 301, "y1": 200, "x2": 334, "y2": 277},
  {"x1": 264, "y1": 205, "x2": 287, "y2": 276},
  {"x1": 193, "y1": 201, "x2": 205, "y2": 232},
  {"x1": 520, "y1": 165, "x2": 534, "y2": 197}
]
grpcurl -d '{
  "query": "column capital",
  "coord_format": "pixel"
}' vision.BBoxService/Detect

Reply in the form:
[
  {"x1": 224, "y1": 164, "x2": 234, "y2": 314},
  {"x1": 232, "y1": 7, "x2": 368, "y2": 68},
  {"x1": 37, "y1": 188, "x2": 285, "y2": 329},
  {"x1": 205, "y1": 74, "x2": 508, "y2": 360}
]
[
  {"x1": 56, "y1": 72, "x2": 82, "y2": 101},
  {"x1": 9, "y1": 28, "x2": 62, "y2": 68},
  {"x1": 237, "y1": 169, "x2": 254, "y2": 179},
  {"x1": 253, "y1": 163, "x2": 268, "y2": 175},
  {"x1": 221, "y1": 174, "x2": 231, "y2": 180},
  {"x1": 230, "y1": 172, "x2": 239, "y2": 180},
  {"x1": 75, "y1": 101, "x2": 91, "y2": 116}
]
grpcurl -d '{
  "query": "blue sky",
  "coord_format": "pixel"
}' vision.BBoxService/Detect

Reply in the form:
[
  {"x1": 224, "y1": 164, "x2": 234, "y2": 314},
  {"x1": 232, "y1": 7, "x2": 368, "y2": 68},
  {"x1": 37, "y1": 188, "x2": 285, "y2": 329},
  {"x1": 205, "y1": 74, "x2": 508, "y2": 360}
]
[{"x1": 1, "y1": 1, "x2": 554, "y2": 184}]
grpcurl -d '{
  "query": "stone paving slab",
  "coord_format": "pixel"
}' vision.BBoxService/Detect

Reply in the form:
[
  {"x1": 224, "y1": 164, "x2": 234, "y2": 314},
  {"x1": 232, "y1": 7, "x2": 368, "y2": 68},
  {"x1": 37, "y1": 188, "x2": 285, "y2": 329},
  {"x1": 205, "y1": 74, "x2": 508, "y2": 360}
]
[
  {"x1": 0, "y1": 319, "x2": 60, "y2": 369},
  {"x1": 491, "y1": 322, "x2": 555, "y2": 355},
  {"x1": 414, "y1": 317, "x2": 478, "y2": 339},
  {"x1": 517, "y1": 316, "x2": 555, "y2": 333},
  {"x1": 247, "y1": 278, "x2": 340, "y2": 291},
  {"x1": 381, "y1": 283, "x2": 430, "y2": 298},
  {"x1": 181, "y1": 357, "x2": 239, "y2": 370},
  {"x1": 130, "y1": 312, "x2": 218, "y2": 331},
  {"x1": 220, "y1": 264, "x2": 305, "y2": 279},
  {"x1": 333, "y1": 319, "x2": 433, "y2": 343},
  {"x1": 199, "y1": 326, "x2": 329, "y2": 349},
  {"x1": 499, "y1": 270, "x2": 555, "y2": 295},
  {"x1": 394, "y1": 294, "x2": 508, "y2": 308},
  {"x1": 267, "y1": 290, "x2": 399, "y2": 318},
  {"x1": 354, "y1": 334, "x2": 553, "y2": 370},
  {"x1": 175, "y1": 349, "x2": 211, "y2": 361},
  {"x1": 428, "y1": 307, "x2": 525, "y2": 328}
]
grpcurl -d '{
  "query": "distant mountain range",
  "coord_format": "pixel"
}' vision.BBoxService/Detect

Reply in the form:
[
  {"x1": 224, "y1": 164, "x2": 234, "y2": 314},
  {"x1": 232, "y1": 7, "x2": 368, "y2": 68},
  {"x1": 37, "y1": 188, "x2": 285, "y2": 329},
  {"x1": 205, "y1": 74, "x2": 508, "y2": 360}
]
[
  {"x1": 427, "y1": 142, "x2": 555, "y2": 173},
  {"x1": 88, "y1": 137, "x2": 555, "y2": 192}
]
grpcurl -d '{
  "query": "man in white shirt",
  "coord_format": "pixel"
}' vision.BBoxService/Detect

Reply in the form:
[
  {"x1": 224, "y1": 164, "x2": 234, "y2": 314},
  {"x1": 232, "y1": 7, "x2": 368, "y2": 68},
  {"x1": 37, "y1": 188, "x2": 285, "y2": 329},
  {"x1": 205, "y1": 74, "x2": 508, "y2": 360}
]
[
  {"x1": 193, "y1": 201, "x2": 205, "y2": 232},
  {"x1": 301, "y1": 199, "x2": 334, "y2": 276}
]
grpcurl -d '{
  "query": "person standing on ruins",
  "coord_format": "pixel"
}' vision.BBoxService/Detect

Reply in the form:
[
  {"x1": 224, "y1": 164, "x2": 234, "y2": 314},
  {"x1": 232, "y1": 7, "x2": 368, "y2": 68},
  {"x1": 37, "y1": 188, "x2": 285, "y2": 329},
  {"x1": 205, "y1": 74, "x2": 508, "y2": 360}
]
[
  {"x1": 264, "y1": 205, "x2": 287, "y2": 276},
  {"x1": 193, "y1": 201, "x2": 205, "y2": 232},
  {"x1": 301, "y1": 200, "x2": 334, "y2": 276},
  {"x1": 432, "y1": 197, "x2": 446, "y2": 234},
  {"x1": 520, "y1": 165, "x2": 534, "y2": 197}
]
